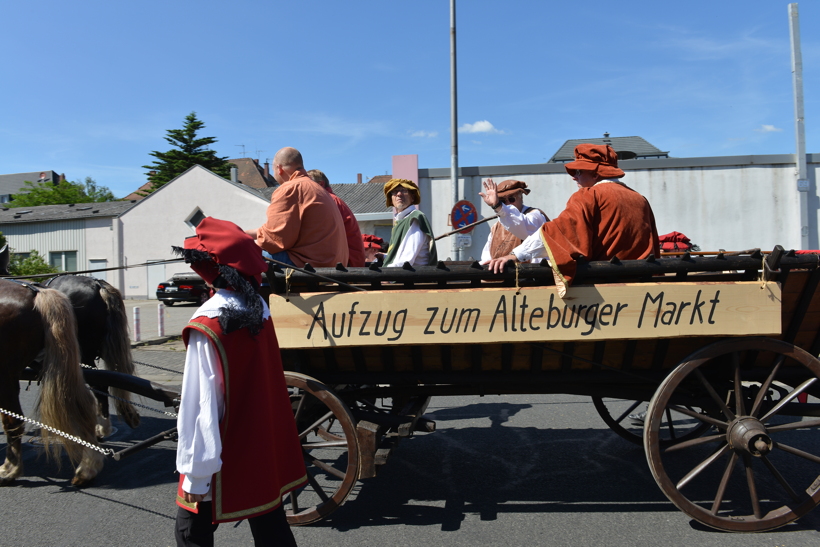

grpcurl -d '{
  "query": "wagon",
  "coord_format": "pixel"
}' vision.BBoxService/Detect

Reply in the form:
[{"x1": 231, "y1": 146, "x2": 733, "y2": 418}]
[
  {"x1": 43, "y1": 248, "x2": 820, "y2": 532},
  {"x1": 255, "y1": 247, "x2": 820, "y2": 533}
]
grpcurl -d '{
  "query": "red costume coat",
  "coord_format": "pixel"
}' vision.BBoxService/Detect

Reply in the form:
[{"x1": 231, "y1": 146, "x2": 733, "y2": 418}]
[
  {"x1": 540, "y1": 181, "x2": 660, "y2": 297},
  {"x1": 176, "y1": 315, "x2": 306, "y2": 523}
]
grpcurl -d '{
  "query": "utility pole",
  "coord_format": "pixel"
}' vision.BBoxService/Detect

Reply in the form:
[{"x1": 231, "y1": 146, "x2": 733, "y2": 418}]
[
  {"x1": 450, "y1": 0, "x2": 460, "y2": 261},
  {"x1": 789, "y1": 3, "x2": 809, "y2": 249}
]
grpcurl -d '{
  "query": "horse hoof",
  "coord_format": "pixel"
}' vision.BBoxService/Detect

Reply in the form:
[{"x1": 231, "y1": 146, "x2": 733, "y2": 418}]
[{"x1": 0, "y1": 475, "x2": 17, "y2": 486}]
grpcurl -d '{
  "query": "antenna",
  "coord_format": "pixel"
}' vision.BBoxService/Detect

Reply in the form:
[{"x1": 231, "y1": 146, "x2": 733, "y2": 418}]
[
  {"x1": 255, "y1": 150, "x2": 264, "y2": 161},
  {"x1": 235, "y1": 144, "x2": 246, "y2": 157}
]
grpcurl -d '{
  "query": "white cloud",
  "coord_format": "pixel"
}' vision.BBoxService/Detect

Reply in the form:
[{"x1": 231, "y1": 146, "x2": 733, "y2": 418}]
[
  {"x1": 755, "y1": 124, "x2": 783, "y2": 133},
  {"x1": 458, "y1": 120, "x2": 503, "y2": 134},
  {"x1": 409, "y1": 130, "x2": 438, "y2": 138}
]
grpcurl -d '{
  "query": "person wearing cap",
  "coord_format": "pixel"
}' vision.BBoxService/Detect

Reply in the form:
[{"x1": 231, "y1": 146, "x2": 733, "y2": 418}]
[
  {"x1": 173, "y1": 217, "x2": 306, "y2": 546},
  {"x1": 361, "y1": 233, "x2": 387, "y2": 264},
  {"x1": 306, "y1": 169, "x2": 366, "y2": 267},
  {"x1": 247, "y1": 147, "x2": 348, "y2": 268},
  {"x1": 382, "y1": 178, "x2": 438, "y2": 267},
  {"x1": 486, "y1": 144, "x2": 660, "y2": 297},
  {"x1": 478, "y1": 179, "x2": 549, "y2": 262}
]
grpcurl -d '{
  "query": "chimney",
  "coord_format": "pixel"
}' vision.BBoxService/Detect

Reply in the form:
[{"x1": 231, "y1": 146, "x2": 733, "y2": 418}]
[
  {"x1": 231, "y1": 167, "x2": 238, "y2": 183},
  {"x1": 603, "y1": 132, "x2": 610, "y2": 138},
  {"x1": 59, "y1": 173, "x2": 66, "y2": 182},
  {"x1": 357, "y1": 173, "x2": 362, "y2": 184},
  {"x1": 264, "y1": 161, "x2": 270, "y2": 177}
]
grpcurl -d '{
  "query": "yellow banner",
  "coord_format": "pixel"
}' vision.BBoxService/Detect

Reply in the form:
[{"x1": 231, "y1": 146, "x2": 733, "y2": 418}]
[{"x1": 269, "y1": 282, "x2": 781, "y2": 349}]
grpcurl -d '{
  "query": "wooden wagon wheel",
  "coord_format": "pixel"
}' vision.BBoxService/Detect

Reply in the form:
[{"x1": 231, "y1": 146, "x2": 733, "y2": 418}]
[
  {"x1": 593, "y1": 396, "x2": 713, "y2": 447},
  {"x1": 644, "y1": 338, "x2": 820, "y2": 532},
  {"x1": 284, "y1": 372, "x2": 360, "y2": 526}
]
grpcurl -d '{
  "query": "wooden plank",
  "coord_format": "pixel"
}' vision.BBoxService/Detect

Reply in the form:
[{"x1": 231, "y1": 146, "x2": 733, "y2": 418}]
[{"x1": 271, "y1": 282, "x2": 781, "y2": 349}]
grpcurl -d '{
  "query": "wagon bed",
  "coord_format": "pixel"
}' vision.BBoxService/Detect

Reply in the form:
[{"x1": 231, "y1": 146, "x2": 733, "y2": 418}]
[{"x1": 263, "y1": 248, "x2": 820, "y2": 532}]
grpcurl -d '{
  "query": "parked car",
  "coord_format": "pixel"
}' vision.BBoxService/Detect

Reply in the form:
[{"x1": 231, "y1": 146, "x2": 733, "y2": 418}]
[{"x1": 156, "y1": 273, "x2": 211, "y2": 305}]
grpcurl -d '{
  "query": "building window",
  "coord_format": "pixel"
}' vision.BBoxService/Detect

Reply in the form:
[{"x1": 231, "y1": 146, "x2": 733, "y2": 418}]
[
  {"x1": 50, "y1": 251, "x2": 78, "y2": 272},
  {"x1": 186, "y1": 208, "x2": 207, "y2": 228}
]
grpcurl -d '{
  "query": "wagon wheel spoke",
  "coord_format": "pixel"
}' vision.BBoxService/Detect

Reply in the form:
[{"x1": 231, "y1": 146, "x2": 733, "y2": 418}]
[
  {"x1": 664, "y1": 407, "x2": 677, "y2": 439},
  {"x1": 694, "y1": 368, "x2": 735, "y2": 421},
  {"x1": 767, "y1": 418, "x2": 820, "y2": 433},
  {"x1": 711, "y1": 452, "x2": 738, "y2": 515},
  {"x1": 750, "y1": 355, "x2": 785, "y2": 417},
  {"x1": 733, "y1": 352, "x2": 746, "y2": 416},
  {"x1": 298, "y1": 410, "x2": 335, "y2": 439},
  {"x1": 302, "y1": 440, "x2": 349, "y2": 449},
  {"x1": 676, "y1": 443, "x2": 730, "y2": 490},
  {"x1": 743, "y1": 455, "x2": 762, "y2": 520},
  {"x1": 760, "y1": 378, "x2": 817, "y2": 423},
  {"x1": 304, "y1": 453, "x2": 348, "y2": 480},
  {"x1": 304, "y1": 469, "x2": 331, "y2": 503},
  {"x1": 667, "y1": 404, "x2": 726, "y2": 429},
  {"x1": 612, "y1": 400, "x2": 642, "y2": 424},
  {"x1": 663, "y1": 432, "x2": 725, "y2": 454},
  {"x1": 773, "y1": 441, "x2": 820, "y2": 465},
  {"x1": 287, "y1": 488, "x2": 300, "y2": 513},
  {"x1": 760, "y1": 454, "x2": 802, "y2": 503}
]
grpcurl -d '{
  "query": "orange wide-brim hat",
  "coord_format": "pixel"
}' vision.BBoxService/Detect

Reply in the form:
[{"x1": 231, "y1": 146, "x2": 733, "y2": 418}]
[
  {"x1": 564, "y1": 144, "x2": 625, "y2": 179},
  {"x1": 383, "y1": 179, "x2": 421, "y2": 208}
]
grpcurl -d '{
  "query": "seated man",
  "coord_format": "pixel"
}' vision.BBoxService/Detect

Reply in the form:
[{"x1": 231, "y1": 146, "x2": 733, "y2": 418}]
[
  {"x1": 307, "y1": 169, "x2": 366, "y2": 267},
  {"x1": 486, "y1": 144, "x2": 660, "y2": 297},
  {"x1": 478, "y1": 179, "x2": 548, "y2": 262},
  {"x1": 247, "y1": 147, "x2": 348, "y2": 268}
]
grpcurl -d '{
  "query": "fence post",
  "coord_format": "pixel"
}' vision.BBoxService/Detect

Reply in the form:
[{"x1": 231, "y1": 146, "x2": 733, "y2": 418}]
[
  {"x1": 133, "y1": 306, "x2": 141, "y2": 342},
  {"x1": 158, "y1": 303, "x2": 165, "y2": 337}
]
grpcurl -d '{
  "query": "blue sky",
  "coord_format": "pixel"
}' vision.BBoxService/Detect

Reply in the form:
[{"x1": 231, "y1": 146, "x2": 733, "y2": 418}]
[{"x1": 2, "y1": 1, "x2": 818, "y2": 198}]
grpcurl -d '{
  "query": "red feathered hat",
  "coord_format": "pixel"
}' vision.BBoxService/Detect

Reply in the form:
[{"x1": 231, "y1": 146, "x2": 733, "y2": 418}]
[{"x1": 183, "y1": 217, "x2": 267, "y2": 285}]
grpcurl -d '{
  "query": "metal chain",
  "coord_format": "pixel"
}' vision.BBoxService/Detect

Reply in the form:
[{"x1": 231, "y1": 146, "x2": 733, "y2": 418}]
[
  {"x1": 0, "y1": 406, "x2": 115, "y2": 457},
  {"x1": 88, "y1": 387, "x2": 178, "y2": 418},
  {"x1": 131, "y1": 359, "x2": 184, "y2": 375}
]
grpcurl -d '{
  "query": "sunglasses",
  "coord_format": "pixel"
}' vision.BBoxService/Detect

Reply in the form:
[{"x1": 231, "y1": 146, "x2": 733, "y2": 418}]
[{"x1": 499, "y1": 195, "x2": 517, "y2": 205}]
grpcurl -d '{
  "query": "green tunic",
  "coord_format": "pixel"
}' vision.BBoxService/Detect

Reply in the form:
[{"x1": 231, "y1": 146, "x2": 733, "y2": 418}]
[{"x1": 383, "y1": 209, "x2": 438, "y2": 267}]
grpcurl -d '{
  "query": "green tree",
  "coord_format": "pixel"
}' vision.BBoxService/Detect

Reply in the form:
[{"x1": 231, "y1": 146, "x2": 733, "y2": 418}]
[
  {"x1": 141, "y1": 111, "x2": 233, "y2": 194},
  {"x1": 8, "y1": 176, "x2": 116, "y2": 207},
  {"x1": 8, "y1": 249, "x2": 58, "y2": 277}
]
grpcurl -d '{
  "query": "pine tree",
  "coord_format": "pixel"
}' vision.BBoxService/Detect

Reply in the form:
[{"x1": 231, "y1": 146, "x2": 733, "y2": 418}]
[{"x1": 142, "y1": 112, "x2": 233, "y2": 193}]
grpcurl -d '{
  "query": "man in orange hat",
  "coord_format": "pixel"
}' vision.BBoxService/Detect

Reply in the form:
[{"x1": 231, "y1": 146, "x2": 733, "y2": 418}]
[
  {"x1": 478, "y1": 179, "x2": 548, "y2": 262},
  {"x1": 486, "y1": 144, "x2": 660, "y2": 297},
  {"x1": 173, "y1": 217, "x2": 306, "y2": 546}
]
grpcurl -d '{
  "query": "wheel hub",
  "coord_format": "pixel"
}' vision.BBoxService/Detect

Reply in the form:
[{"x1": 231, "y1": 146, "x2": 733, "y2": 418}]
[{"x1": 726, "y1": 416, "x2": 772, "y2": 456}]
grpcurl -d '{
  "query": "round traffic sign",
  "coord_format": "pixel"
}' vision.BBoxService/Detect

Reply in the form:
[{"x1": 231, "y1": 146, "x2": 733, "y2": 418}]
[{"x1": 451, "y1": 200, "x2": 479, "y2": 233}]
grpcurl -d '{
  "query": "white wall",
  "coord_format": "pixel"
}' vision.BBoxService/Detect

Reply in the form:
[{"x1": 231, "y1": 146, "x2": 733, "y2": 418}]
[
  {"x1": 119, "y1": 166, "x2": 269, "y2": 298},
  {"x1": 420, "y1": 155, "x2": 819, "y2": 257}
]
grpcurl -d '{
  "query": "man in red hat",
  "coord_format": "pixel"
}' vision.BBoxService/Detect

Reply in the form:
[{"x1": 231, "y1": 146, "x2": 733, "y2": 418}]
[
  {"x1": 478, "y1": 179, "x2": 549, "y2": 262},
  {"x1": 173, "y1": 217, "x2": 306, "y2": 546},
  {"x1": 486, "y1": 144, "x2": 660, "y2": 297}
]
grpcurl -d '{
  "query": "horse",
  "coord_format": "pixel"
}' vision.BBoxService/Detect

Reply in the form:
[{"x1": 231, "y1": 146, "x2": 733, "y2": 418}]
[
  {"x1": 44, "y1": 275, "x2": 140, "y2": 438},
  {"x1": 0, "y1": 279, "x2": 104, "y2": 486}
]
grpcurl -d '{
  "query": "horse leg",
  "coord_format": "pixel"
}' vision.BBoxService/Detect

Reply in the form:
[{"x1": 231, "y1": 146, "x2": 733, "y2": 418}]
[
  {"x1": 91, "y1": 383, "x2": 113, "y2": 439},
  {"x1": 71, "y1": 446, "x2": 105, "y2": 486},
  {"x1": 0, "y1": 382, "x2": 25, "y2": 485}
]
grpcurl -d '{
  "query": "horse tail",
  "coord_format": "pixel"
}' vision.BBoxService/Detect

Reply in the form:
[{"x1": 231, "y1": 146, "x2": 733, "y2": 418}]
[
  {"x1": 34, "y1": 288, "x2": 98, "y2": 464},
  {"x1": 97, "y1": 280, "x2": 140, "y2": 428},
  {"x1": 97, "y1": 280, "x2": 135, "y2": 376}
]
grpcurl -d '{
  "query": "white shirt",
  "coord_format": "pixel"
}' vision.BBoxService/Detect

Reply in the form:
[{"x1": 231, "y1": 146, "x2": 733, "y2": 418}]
[
  {"x1": 385, "y1": 205, "x2": 431, "y2": 267},
  {"x1": 509, "y1": 179, "x2": 622, "y2": 263},
  {"x1": 480, "y1": 204, "x2": 547, "y2": 263},
  {"x1": 175, "y1": 290, "x2": 271, "y2": 497}
]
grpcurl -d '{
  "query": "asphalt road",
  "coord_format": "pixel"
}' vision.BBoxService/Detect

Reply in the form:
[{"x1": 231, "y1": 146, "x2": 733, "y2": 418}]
[{"x1": 2, "y1": 301, "x2": 820, "y2": 545}]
